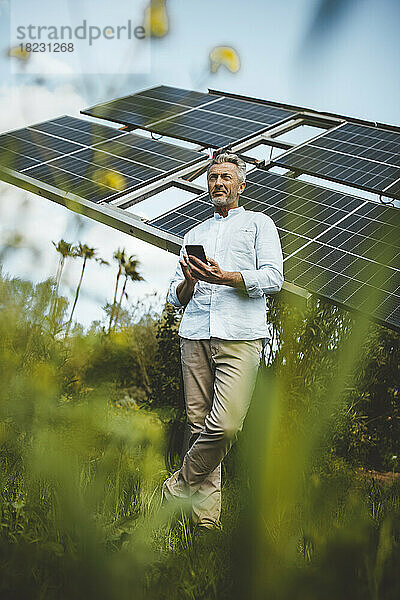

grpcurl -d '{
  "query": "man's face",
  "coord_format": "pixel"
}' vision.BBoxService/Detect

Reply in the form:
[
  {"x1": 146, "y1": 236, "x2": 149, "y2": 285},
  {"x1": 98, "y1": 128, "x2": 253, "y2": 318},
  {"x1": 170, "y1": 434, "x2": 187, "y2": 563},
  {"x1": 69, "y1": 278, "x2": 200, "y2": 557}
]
[{"x1": 207, "y1": 162, "x2": 245, "y2": 207}]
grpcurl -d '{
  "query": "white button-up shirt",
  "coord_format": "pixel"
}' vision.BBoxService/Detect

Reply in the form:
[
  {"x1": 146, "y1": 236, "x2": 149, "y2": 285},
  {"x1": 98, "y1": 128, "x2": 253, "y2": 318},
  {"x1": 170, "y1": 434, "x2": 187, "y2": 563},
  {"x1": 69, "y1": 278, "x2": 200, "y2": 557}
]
[{"x1": 166, "y1": 205, "x2": 284, "y2": 340}]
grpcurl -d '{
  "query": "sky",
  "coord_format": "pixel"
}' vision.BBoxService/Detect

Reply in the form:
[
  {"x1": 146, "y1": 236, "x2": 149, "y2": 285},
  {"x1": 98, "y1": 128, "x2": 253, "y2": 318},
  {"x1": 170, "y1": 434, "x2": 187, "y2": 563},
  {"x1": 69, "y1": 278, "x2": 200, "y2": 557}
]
[{"x1": 0, "y1": 0, "x2": 399, "y2": 328}]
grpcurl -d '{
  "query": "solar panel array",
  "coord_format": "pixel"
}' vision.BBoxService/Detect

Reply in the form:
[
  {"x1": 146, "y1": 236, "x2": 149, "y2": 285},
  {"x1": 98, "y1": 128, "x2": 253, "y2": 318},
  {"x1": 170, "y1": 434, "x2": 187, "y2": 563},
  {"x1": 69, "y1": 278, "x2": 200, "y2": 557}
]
[
  {"x1": 0, "y1": 116, "x2": 206, "y2": 204},
  {"x1": 1, "y1": 84, "x2": 399, "y2": 332},
  {"x1": 149, "y1": 170, "x2": 400, "y2": 331},
  {"x1": 82, "y1": 85, "x2": 296, "y2": 148},
  {"x1": 275, "y1": 122, "x2": 400, "y2": 200}
]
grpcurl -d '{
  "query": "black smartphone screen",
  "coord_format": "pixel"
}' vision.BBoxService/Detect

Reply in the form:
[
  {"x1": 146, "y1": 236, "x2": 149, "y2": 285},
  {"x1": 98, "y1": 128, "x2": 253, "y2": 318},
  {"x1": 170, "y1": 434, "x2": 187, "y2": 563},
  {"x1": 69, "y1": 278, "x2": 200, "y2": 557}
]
[{"x1": 185, "y1": 244, "x2": 207, "y2": 264}]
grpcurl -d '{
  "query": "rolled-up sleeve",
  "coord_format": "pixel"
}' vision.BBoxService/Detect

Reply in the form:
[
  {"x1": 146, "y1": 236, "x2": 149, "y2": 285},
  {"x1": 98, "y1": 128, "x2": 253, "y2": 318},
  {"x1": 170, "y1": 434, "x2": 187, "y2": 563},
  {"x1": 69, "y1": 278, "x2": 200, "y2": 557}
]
[
  {"x1": 166, "y1": 235, "x2": 187, "y2": 307},
  {"x1": 240, "y1": 216, "x2": 284, "y2": 298}
]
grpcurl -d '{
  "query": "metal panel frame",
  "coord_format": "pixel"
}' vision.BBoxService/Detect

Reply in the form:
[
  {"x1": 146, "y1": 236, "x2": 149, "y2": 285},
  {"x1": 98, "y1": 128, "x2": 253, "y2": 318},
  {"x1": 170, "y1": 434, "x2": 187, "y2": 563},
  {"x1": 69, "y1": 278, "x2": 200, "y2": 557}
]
[{"x1": 208, "y1": 88, "x2": 400, "y2": 134}]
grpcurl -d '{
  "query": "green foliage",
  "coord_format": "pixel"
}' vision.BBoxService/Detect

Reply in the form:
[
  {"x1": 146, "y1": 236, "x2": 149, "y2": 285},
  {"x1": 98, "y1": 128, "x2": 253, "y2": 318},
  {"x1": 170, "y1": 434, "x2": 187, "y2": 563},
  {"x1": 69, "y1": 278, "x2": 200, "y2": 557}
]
[
  {"x1": 266, "y1": 293, "x2": 400, "y2": 472},
  {"x1": 334, "y1": 326, "x2": 400, "y2": 471},
  {"x1": 108, "y1": 248, "x2": 144, "y2": 332},
  {"x1": 147, "y1": 302, "x2": 186, "y2": 471},
  {"x1": 0, "y1": 256, "x2": 399, "y2": 598},
  {"x1": 71, "y1": 319, "x2": 157, "y2": 396},
  {"x1": 148, "y1": 302, "x2": 184, "y2": 415},
  {"x1": 0, "y1": 269, "x2": 167, "y2": 599}
]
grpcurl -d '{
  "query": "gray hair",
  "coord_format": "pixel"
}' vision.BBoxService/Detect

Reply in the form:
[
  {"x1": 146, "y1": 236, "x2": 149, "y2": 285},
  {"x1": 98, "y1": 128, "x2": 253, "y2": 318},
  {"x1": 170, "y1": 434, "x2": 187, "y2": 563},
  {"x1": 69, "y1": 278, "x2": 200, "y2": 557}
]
[{"x1": 207, "y1": 152, "x2": 246, "y2": 183}]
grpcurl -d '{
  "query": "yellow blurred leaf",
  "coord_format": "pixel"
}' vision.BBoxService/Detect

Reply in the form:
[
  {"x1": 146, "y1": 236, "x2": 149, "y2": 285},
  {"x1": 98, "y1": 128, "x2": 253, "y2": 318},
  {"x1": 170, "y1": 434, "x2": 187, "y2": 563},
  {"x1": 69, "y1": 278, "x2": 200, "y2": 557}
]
[
  {"x1": 93, "y1": 169, "x2": 126, "y2": 190},
  {"x1": 144, "y1": 0, "x2": 169, "y2": 38},
  {"x1": 8, "y1": 44, "x2": 30, "y2": 62},
  {"x1": 209, "y1": 46, "x2": 240, "y2": 73}
]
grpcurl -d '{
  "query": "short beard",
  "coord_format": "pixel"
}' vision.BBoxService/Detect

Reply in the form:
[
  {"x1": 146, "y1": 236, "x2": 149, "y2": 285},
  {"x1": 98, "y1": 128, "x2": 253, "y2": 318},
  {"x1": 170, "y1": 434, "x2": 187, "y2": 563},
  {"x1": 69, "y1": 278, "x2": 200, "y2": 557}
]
[{"x1": 211, "y1": 189, "x2": 238, "y2": 207}]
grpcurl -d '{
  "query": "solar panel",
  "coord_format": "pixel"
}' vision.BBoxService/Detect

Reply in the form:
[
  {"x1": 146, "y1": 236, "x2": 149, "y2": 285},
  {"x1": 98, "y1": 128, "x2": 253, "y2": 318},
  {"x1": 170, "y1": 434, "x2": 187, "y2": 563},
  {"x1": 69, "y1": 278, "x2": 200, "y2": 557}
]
[
  {"x1": 82, "y1": 85, "x2": 295, "y2": 149},
  {"x1": 275, "y1": 122, "x2": 400, "y2": 200},
  {"x1": 82, "y1": 85, "x2": 218, "y2": 128},
  {"x1": 30, "y1": 115, "x2": 128, "y2": 146},
  {"x1": 0, "y1": 116, "x2": 206, "y2": 204},
  {"x1": 149, "y1": 170, "x2": 400, "y2": 331}
]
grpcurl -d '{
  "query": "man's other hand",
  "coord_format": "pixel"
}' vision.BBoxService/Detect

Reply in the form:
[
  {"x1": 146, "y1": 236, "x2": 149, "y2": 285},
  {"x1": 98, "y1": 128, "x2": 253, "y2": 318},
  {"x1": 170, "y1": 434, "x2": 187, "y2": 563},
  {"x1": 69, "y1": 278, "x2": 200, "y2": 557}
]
[
  {"x1": 188, "y1": 255, "x2": 246, "y2": 292},
  {"x1": 187, "y1": 255, "x2": 226, "y2": 284}
]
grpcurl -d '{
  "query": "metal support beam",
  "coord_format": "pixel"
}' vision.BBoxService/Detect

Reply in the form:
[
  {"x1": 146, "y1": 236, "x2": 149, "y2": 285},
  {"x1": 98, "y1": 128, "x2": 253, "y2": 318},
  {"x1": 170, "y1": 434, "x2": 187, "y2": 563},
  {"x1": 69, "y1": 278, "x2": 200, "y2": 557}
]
[
  {"x1": 0, "y1": 166, "x2": 182, "y2": 254},
  {"x1": 231, "y1": 118, "x2": 304, "y2": 154},
  {"x1": 110, "y1": 156, "x2": 210, "y2": 209},
  {"x1": 260, "y1": 137, "x2": 294, "y2": 151},
  {"x1": 299, "y1": 113, "x2": 341, "y2": 128},
  {"x1": 278, "y1": 281, "x2": 312, "y2": 311},
  {"x1": 173, "y1": 178, "x2": 206, "y2": 194}
]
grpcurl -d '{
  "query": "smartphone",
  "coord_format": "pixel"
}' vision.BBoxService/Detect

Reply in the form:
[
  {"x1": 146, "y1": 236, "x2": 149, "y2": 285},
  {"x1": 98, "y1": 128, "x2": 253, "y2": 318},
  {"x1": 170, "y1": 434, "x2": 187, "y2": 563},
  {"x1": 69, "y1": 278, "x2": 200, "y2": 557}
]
[{"x1": 185, "y1": 244, "x2": 208, "y2": 264}]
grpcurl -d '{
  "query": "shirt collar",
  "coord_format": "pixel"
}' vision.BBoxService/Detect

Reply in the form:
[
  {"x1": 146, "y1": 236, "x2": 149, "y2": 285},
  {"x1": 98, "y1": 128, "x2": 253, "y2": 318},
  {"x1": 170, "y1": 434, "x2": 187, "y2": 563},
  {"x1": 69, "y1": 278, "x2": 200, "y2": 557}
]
[{"x1": 213, "y1": 206, "x2": 245, "y2": 221}]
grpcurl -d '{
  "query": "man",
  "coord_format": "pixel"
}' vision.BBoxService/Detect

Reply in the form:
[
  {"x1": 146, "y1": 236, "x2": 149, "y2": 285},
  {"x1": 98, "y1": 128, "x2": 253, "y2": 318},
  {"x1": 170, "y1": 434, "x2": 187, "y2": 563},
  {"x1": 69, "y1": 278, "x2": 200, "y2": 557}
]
[{"x1": 162, "y1": 152, "x2": 284, "y2": 531}]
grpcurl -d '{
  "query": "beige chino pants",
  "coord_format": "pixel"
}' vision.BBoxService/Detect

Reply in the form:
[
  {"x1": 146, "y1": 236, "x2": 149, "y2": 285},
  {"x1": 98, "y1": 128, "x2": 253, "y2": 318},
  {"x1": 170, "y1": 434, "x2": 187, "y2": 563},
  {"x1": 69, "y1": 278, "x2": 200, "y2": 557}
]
[{"x1": 162, "y1": 336, "x2": 263, "y2": 529}]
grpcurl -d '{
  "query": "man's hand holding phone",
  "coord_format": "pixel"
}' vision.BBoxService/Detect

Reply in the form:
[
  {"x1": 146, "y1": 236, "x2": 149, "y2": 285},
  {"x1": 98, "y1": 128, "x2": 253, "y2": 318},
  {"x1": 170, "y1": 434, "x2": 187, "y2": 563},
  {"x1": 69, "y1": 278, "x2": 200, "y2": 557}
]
[
  {"x1": 176, "y1": 245, "x2": 208, "y2": 305},
  {"x1": 181, "y1": 245, "x2": 208, "y2": 285},
  {"x1": 177, "y1": 243, "x2": 245, "y2": 304},
  {"x1": 180, "y1": 253, "x2": 199, "y2": 286}
]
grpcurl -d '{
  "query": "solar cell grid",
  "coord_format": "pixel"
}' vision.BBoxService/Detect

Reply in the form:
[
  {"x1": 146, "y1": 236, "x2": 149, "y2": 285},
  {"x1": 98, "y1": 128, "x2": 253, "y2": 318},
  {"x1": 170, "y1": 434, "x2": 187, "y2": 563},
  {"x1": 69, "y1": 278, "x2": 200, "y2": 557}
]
[
  {"x1": 149, "y1": 120, "x2": 233, "y2": 148},
  {"x1": 330, "y1": 122, "x2": 400, "y2": 146},
  {"x1": 276, "y1": 122, "x2": 400, "y2": 199},
  {"x1": 312, "y1": 134, "x2": 400, "y2": 167},
  {"x1": 30, "y1": 122, "x2": 104, "y2": 146},
  {"x1": 0, "y1": 116, "x2": 128, "y2": 178},
  {"x1": 30, "y1": 117, "x2": 125, "y2": 146},
  {"x1": 285, "y1": 253, "x2": 399, "y2": 323},
  {"x1": 91, "y1": 141, "x2": 180, "y2": 172},
  {"x1": 355, "y1": 202, "x2": 400, "y2": 224},
  {"x1": 26, "y1": 162, "x2": 118, "y2": 201},
  {"x1": 180, "y1": 110, "x2": 264, "y2": 135},
  {"x1": 149, "y1": 110, "x2": 265, "y2": 148},
  {"x1": 1, "y1": 85, "x2": 399, "y2": 330},
  {"x1": 312, "y1": 123, "x2": 400, "y2": 165},
  {"x1": 246, "y1": 170, "x2": 364, "y2": 211},
  {"x1": 0, "y1": 116, "x2": 206, "y2": 204},
  {"x1": 82, "y1": 86, "x2": 219, "y2": 133},
  {"x1": 54, "y1": 115, "x2": 122, "y2": 133},
  {"x1": 0, "y1": 137, "x2": 51, "y2": 169},
  {"x1": 6, "y1": 129, "x2": 81, "y2": 156},
  {"x1": 277, "y1": 231, "x2": 309, "y2": 258},
  {"x1": 328, "y1": 232, "x2": 397, "y2": 266},
  {"x1": 241, "y1": 172, "x2": 367, "y2": 240},
  {"x1": 86, "y1": 96, "x2": 189, "y2": 124},
  {"x1": 204, "y1": 96, "x2": 293, "y2": 125},
  {"x1": 49, "y1": 150, "x2": 155, "y2": 184},
  {"x1": 339, "y1": 213, "x2": 398, "y2": 247},
  {"x1": 385, "y1": 178, "x2": 400, "y2": 197},
  {"x1": 277, "y1": 145, "x2": 400, "y2": 192},
  {"x1": 96, "y1": 136, "x2": 202, "y2": 172}
]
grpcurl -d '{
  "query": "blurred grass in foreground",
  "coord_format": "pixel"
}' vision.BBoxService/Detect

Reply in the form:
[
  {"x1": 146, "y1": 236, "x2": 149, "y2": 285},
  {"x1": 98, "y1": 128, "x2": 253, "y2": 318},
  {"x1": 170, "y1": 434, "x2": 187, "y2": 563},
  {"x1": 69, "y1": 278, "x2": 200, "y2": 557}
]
[
  {"x1": 0, "y1": 269, "x2": 170, "y2": 599},
  {"x1": 0, "y1": 254, "x2": 399, "y2": 599}
]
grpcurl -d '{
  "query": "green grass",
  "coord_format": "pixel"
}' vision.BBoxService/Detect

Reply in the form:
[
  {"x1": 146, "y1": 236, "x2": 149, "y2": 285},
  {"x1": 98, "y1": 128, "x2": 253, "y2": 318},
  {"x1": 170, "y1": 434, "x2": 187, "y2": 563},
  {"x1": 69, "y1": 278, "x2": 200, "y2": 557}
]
[
  {"x1": 0, "y1": 270, "x2": 399, "y2": 599},
  {"x1": 2, "y1": 379, "x2": 399, "y2": 600}
]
